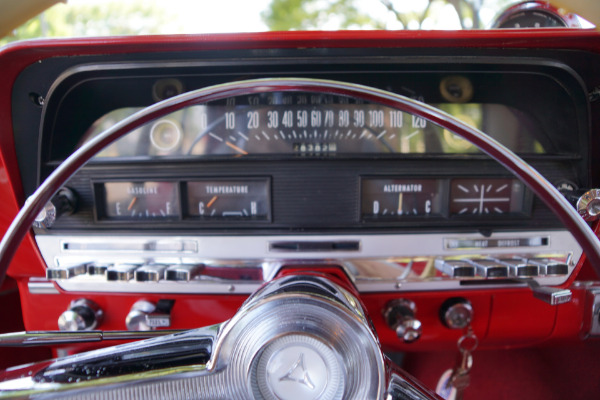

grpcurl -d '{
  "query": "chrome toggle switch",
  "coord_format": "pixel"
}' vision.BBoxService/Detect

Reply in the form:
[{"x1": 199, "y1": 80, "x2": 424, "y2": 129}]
[
  {"x1": 165, "y1": 264, "x2": 204, "y2": 281},
  {"x1": 107, "y1": 264, "x2": 140, "y2": 281},
  {"x1": 493, "y1": 258, "x2": 538, "y2": 277},
  {"x1": 58, "y1": 299, "x2": 103, "y2": 331},
  {"x1": 125, "y1": 300, "x2": 174, "y2": 331},
  {"x1": 87, "y1": 263, "x2": 110, "y2": 276},
  {"x1": 435, "y1": 259, "x2": 475, "y2": 278},
  {"x1": 524, "y1": 257, "x2": 569, "y2": 276},
  {"x1": 384, "y1": 299, "x2": 422, "y2": 343},
  {"x1": 135, "y1": 264, "x2": 168, "y2": 282},
  {"x1": 46, "y1": 262, "x2": 90, "y2": 280},
  {"x1": 464, "y1": 259, "x2": 508, "y2": 278},
  {"x1": 526, "y1": 280, "x2": 572, "y2": 306}
]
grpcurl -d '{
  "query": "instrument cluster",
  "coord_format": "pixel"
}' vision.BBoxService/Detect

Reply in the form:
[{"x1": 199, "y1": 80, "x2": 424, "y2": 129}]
[{"x1": 92, "y1": 176, "x2": 528, "y2": 225}]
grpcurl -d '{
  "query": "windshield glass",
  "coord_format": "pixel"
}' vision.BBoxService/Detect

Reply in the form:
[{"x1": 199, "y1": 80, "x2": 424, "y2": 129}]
[{"x1": 1, "y1": 0, "x2": 593, "y2": 46}]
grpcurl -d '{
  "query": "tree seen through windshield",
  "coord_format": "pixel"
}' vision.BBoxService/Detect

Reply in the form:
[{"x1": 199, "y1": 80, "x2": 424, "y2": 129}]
[{"x1": 1, "y1": 0, "x2": 520, "y2": 45}]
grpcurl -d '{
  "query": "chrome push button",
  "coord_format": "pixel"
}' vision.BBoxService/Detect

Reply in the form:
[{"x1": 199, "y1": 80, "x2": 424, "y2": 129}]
[{"x1": 434, "y1": 259, "x2": 475, "y2": 278}]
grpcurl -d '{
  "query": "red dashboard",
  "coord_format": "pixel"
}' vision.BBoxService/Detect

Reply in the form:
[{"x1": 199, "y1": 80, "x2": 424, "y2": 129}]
[{"x1": 1, "y1": 29, "x2": 600, "y2": 399}]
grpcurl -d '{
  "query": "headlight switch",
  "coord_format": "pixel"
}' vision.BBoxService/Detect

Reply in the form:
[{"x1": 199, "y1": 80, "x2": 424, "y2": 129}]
[
  {"x1": 384, "y1": 299, "x2": 422, "y2": 343},
  {"x1": 58, "y1": 299, "x2": 103, "y2": 331}
]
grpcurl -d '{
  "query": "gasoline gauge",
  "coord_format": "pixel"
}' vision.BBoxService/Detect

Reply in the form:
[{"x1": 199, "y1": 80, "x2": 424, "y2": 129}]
[{"x1": 99, "y1": 181, "x2": 180, "y2": 220}]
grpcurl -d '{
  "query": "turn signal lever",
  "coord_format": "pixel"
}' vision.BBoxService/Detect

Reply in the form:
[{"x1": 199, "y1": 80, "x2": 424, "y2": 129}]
[{"x1": 384, "y1": 299, "x2": 422, "y2": 343}]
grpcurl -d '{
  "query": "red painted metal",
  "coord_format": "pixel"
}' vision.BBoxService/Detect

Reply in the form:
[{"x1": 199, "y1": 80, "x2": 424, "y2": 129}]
[
  {"x1": 16, "y1": 279, "x2": 246, "y2": 332},
  {"x1": 16, "y1": 275, "x2": 588, "y2": 352},
  {"x1": 1, "y1": 31, "x2": 600, "y2": 356}
]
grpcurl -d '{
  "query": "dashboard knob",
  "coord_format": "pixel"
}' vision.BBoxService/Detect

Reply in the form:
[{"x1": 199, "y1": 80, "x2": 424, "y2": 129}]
[
  {"x1": 384, "y1": 299, "x2": 422, "y2": 343},
  {"x1": 58, "y1": 299, "x2": 103, "y2": 331},
  {"x1": 33, "y1": 187, "x2": 77, "y2": 228},
  {"x1": 440, "y1": 298, "x2": 473, "y2": 330},
  {"x1": 577, "y1": 189, "x2": 600, "y2": 221},
  {"x1": 125, "y1": 300, "x2": 174, "y2": 331}
]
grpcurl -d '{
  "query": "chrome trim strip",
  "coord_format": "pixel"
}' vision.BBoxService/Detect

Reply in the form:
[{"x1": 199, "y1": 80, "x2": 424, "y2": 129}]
[
  {"x1": 34, "y1": 231, "x2": 581, "y2": 294},
  {"x1": 37, "y1": 231, "x2": 581, "y2": 262},
  {"x1": 27, "y1": 279, "x2": 60, "y2": 295}
]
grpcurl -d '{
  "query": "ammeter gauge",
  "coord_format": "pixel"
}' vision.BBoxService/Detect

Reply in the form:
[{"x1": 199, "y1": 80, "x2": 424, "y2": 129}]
[{"x1": 361, "y1": 178, "x2": 444, "y2": 220}]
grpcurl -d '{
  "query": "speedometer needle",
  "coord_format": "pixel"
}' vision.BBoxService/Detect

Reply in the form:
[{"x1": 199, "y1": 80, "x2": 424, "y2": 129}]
[{"x1": 225, "y1": 141, "x2": 248, "y2": 155}]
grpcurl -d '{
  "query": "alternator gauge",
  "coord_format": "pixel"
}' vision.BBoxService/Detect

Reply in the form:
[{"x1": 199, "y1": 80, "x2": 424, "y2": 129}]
[{"x1": 361, "y1": 178, "x2": 445, "y2": 220}]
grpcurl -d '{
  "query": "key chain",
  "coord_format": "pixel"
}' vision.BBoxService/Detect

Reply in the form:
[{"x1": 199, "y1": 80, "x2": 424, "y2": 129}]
[{"x1": 436, "y1": 326, "x2": 478, "y2": 400}]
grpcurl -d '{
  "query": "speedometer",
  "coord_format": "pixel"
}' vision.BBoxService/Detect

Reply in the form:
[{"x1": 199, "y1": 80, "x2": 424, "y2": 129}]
[
  {"x1": 84, "y1": 91, "x2": 546, "y2": 159},
  {"x1": 187, "y1": 94, "x2": 428, "y2": 156}
]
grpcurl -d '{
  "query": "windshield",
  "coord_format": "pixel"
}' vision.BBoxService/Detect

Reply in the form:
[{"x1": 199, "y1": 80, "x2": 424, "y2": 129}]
[{"x1": 1, "y1": 0, "x2": 594, "y2": 46}]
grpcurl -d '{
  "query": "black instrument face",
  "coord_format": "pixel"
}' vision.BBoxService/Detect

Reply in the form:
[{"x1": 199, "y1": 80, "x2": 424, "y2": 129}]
[
  {"x1": 99, "y1": 181, "x2": 180, "y2": 220},
  {"x1": 361, "y1": 177, "x2": 528, "y2": 222},
  {"x1": 449, "y1": 178, "x2": 526, "y2": 216},
  {"x1": 185, "y1": 179, "x2": 271, "y2": 221},
  {"x1": 95, "y1": 179, "x2": 271, "y2": 223},
  {"x1": 361, "y1": 179, "x2": 445, "y2": 219},
  {"x1": 492, "y1": 1, "x2": 572, "y2": 29},
  {"x1": 496, "y1": 10, "x2": 567, "y2": 28},
  {"x1": 83, "y1": 93, "x2": 546, "y2": 160},
  {"x1": 18, "y1": 51, "x2": 586, "y2": 232}
]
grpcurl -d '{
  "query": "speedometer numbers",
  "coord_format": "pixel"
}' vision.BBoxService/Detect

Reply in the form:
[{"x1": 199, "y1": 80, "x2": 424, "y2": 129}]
[{"x1": 189, "y1": 93, "x2": 433, "y2": 157}]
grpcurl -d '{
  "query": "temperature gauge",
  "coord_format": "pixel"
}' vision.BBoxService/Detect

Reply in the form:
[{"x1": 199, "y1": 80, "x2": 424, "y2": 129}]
[
  {"x1": 361, "y1": 178, "x2": 444, "y2": 219},
  {"x1": 185, "y1": 179, "x2": 270, "y2": 221}
]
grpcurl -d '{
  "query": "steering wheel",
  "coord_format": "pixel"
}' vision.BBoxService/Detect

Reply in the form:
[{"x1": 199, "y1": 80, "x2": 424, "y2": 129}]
[{"x1": 0, "y1": 78, "x2": 598, "y2": 399}]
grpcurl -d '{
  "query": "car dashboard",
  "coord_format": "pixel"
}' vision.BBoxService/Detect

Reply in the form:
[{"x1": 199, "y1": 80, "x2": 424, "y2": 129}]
[{"x1": 1, "y1": 29, "x2": 600, "y2": 398}]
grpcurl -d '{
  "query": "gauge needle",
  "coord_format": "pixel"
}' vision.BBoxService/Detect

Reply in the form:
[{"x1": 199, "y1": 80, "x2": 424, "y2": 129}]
[
  {"x1": 127, "y1": 197, "x2": 138, "y2": 211},
  {"x1": 225, "y1": 141, "x2": 248, "y2": 155},
  {"x1": 397, "y1": 193, "x2": 403, "y2": 215},
  {"x1": 207, "y1": 196, "x2": 218, "y2": 208}
]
